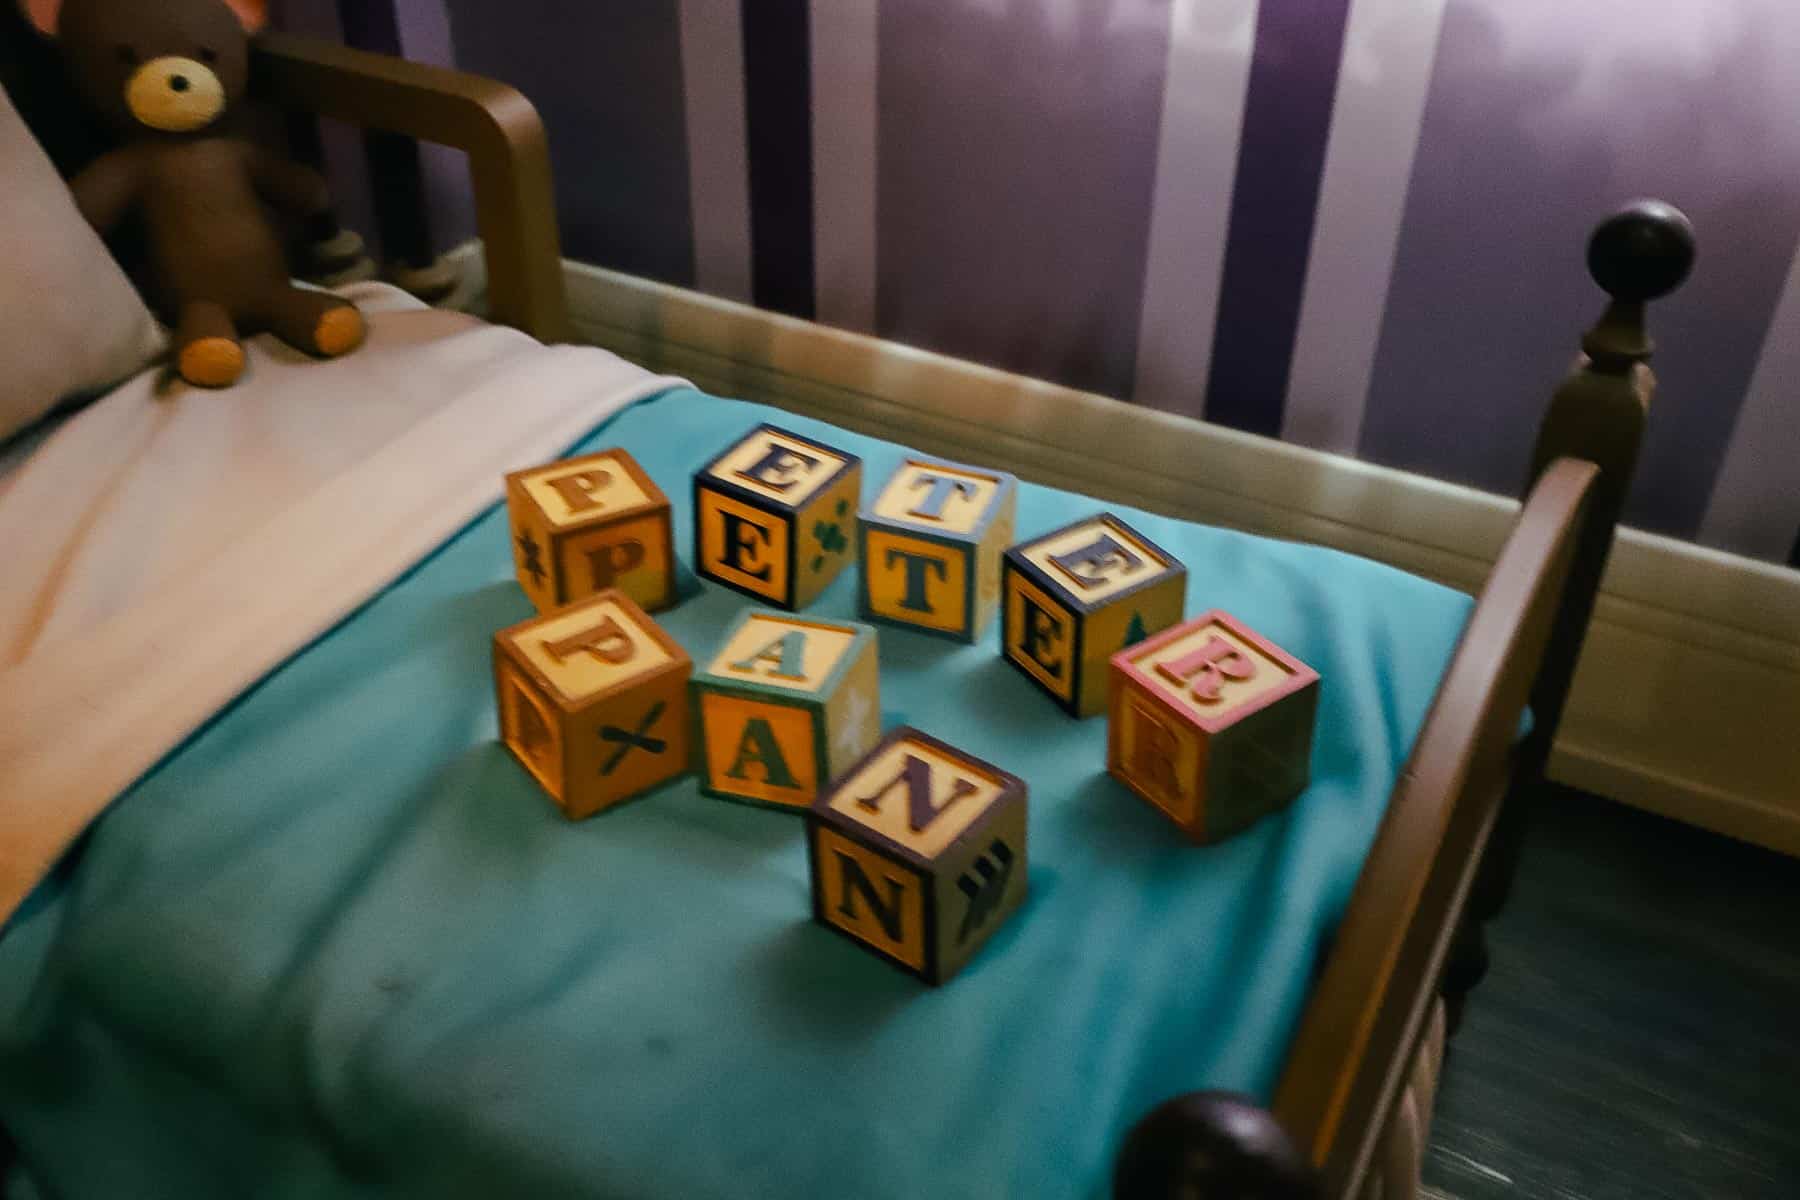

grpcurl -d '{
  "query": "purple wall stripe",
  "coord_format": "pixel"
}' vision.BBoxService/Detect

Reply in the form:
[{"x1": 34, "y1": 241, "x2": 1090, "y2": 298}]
[
  {"x1": 678, "y1": 0, "x2": 753, "y2": 303},
  {"x1": 808, "y1": 0, "x2": 878, "y2": 334},
  {"x1": 742, "y1": 0, "x2": 815, "y2": 319},
  {"x1": 1202, "y1": 0, "x2": 1353, "y2": 438}
]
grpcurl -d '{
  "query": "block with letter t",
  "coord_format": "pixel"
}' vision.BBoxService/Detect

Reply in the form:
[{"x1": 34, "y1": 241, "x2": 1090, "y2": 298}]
[
  {"x1": 493, "y1": 590, "x2": 692, "y2": 820},
  {"x1": 693, "y1": 424, "x2": 862, "y2": 609},
  {"x1": 859, "y1": 455, "x2": 1017, "y2": 641},
  {"x1": 807, "y1": 727, "x2": 1028, "y2": 985},
  {"x1": 693, "y1": 609, "x2": 881, "y2": 811},
  {"x1": 505, "y1": 449, "x2": 676, "y2": 614},
  {"x1": 1107, "y1": 611, "x2": 1319, "y2": 843},
  {"x1": 1001, "y1": 513, "x2": 1186, "y2": 717}
]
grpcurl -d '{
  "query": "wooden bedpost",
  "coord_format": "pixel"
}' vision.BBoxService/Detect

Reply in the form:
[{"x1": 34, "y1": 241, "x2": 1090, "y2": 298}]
[{"x1": 1444, "y1": 200, "x2": 1695, "y2": 1028}]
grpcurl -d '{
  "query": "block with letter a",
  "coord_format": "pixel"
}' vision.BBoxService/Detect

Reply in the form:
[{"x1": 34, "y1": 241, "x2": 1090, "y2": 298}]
[
  {"x1": 693, "y1": 608, "x2": 881, "y2": 810},
  {"x1": 1001, "y1": 513, "x2": 1186, "y2": 717},
  {"x1": 693, "y1": 424, "x2": 862, "y2": 610},
  {"x1": 807, "y1": 727, "x2": 1027, "y2": 984},
  {"x1": 505, "y1": 448, "x2": 676, "y2": 614},
  {"x1": 858, "y1": 455, "x2": 1017, "y2": 641},
  {"x1": 493, "y1": 590, "x2": 692, "y2": 819},
  {"x1": 1107, "y1": 610, "x2": 1319, "y2": 842}
]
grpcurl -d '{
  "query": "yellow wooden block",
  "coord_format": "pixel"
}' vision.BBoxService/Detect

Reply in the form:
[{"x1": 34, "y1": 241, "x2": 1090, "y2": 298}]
[
  {"x1": 858, "y1": 456, "x2": 1016, "y2": 642},
  {"x1": 1107, "y1": 610, "x2": 1320, "y2": 842},
  {"x1": 693, "y1": 424, "x2": 862, "y2": 609},
  {"x1": 505, "y1": 449, "x2": 675, "y2": 614},
  {"x1": 693, "y1": 609, "x2": 881, "y2": 810},
  {"x1": 493, "y1": 590, "x2": 692, "y2": 819},
  {"x1": 1001, "y1": 513, "x2": 1186, "y2": 717},
  {"x1": 807, "y1": 727, "x2": 1027, "y2": 984}
]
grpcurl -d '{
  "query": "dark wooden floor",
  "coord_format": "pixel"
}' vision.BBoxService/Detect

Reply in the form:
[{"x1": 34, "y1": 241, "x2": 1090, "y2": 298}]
[{"x1": 1424, "y1": 788, "x2": 1800, "y2": 1199}]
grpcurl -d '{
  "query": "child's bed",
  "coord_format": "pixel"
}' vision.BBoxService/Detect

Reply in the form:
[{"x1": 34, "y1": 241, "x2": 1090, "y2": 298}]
[{"x1": 0, "y1": 34, "x2": 1691, "y2": 1200}]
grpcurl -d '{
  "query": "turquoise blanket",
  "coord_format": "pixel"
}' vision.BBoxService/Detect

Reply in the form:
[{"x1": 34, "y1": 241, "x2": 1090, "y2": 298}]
[{"x1": 0, "y1": 388, "x2": 1472, "y2": 1198}]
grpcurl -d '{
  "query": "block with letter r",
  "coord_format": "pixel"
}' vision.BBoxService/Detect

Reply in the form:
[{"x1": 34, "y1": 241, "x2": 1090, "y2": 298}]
[
  {"x1": 1107, "y1": 611, "x2": 1319, "y2": 843},
  {"x1": 505, "y1": 449, "x2": 675, "y2": 614},
  {"x1": 693, "y1": 608, "x2": 881, "y2": 811},
  {"x1": 1001, "y1": 513, "x2": 1186, "y2": 717},
  {"x1": 493, "y1": 590, "x2": 692, "y2": 820},
  {"x1": 858, "y1": 455, "x2": 1017, "y2": 642},
  {"x1": 693, "y1": 424, "x2": 862, "y2": 610},
  {"x1": 807, "y1": 727, "x2": 1028, "y2": 985}
]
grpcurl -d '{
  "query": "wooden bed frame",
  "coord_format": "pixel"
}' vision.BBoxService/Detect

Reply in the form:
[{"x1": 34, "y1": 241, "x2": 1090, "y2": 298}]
[{"x1": 0, "y1": 26, "x2": 1694, "y2": 1199}]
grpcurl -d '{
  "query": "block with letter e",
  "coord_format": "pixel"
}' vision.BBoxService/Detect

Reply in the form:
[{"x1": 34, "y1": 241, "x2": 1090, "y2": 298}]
[
  {"x1": 505, "y1": 449, "x2": 675, "y2": 614},
  {"x1": 859, "y1": 455, "x2": 1017, "y2": 641},
  {"x1": 493, "y1": 590, "x2": 692, "y2": 820},
  {"x1": 694, "y1": 609, "x2": 881, "y2": 811},
  {"x1": 694, "y1": 424, "x2": 862, "y2": 609},
  {"x1": 1001, "y1": 513, "x2": 1186, "y2": 717},
  {"x1": 807, "y1": 727, "x2": 1028, "y2": 985},
  {"x1": 1107, "y1": 611, "x2": 1319, "y2": 843}
]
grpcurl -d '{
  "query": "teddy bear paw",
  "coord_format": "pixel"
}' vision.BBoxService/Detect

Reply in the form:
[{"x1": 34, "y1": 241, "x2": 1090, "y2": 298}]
[
  {"x1": 314, "y1": 306, "x2": 367, "y2": 358},
  {"x1": 178, "y1": 337, "x2": 246, "y2": 388}
]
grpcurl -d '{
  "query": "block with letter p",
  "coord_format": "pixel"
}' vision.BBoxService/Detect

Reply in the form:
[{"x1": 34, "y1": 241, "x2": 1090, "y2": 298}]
[
  {"x1": 505, "y1": 449, "x2": 675, "y2": 614},
  {"x1": 1108, "y1": 611, "x2": 1319, "y2": 842},
  {"x1": 808, "y1": 727, "x2": 1028, "y2": 985},
  {"x1": 859, "y1": 455, "x2": 1017, "y2": 641},
  {"x1": 694, "y1": 424, "x2": 862, "y2": 609},
  {"x1": 493, "y1": 590, "x2": 692, "y2": 820},
  {"x1": 694, "y1": 609, "x2": 881, "y2": 811},
  {"x1": 1002, "y1": 513, "x2": 1186, "y2": 717}
]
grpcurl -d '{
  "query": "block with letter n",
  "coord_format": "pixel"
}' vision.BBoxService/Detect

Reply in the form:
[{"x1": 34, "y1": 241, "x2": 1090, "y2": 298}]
[
  {"x1": 1107, "y1": 611, "x2": 1319, "y2": 843},
  {"x1": 807, "y1": 727, "x2": 1028, "y2": 985},
  {"x1": 505, "y1": 448, "x2": 675, "y2": 614},
  {"x1": 493, "y1": 590, "x2": 692, "y2": 820},
  {"x1": 1001, "y1": 513, "x2": 1187, "y2": 717},
  {"x1": 859, "y1": 455, "x2": 1017, "y2": 641},
  {"x1": 693, "y1": 609, "x2": 881, "y2": 811},
  {"x1": 694, "y1": 423, "x2": 862, "y2": 609}
]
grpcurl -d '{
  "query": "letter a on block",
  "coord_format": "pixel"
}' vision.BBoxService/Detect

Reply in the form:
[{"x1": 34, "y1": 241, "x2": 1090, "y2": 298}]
[
  {"x1": 857, "y1": 753, "x2": 978, "y2": 834},
  {"x1": 725, "y1": 717, "x2": 800, "y2": 789},
  {"x1": 542, "y1": 615, "x2": 635, "y2": 665},
  {"x1": 730, "y1": 630, "x2": 807, "y2": 680}
]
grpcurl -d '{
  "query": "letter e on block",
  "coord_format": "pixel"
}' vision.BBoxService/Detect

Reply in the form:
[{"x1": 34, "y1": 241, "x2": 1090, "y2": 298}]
[{"x1": 807, "y1": 727, "x2": 1027, "y2": 984}]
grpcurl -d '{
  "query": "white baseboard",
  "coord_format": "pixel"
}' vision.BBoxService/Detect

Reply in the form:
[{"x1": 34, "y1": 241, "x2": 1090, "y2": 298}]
[{"x1": 456, "y1": 247, "x2": 1800, "y2": 856}]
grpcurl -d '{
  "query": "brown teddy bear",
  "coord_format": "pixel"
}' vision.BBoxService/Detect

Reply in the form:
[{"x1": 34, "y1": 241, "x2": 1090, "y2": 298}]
[{"x1": 23, "y1": 0, "x2": 364, "y2": 387}]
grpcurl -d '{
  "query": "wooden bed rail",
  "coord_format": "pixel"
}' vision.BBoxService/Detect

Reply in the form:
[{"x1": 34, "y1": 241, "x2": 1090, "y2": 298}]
[{"x1": 1113, "y1": 202, "x2": 1695, "y2": 1200}]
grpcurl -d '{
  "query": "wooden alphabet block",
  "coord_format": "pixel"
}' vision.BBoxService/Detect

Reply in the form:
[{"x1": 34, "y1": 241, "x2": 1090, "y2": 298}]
[
  {"x1": 693, "y1": 424, "x2": 862, "y2": 610},
  {"x1": 807, "y1": 727, "x2": 1027, "y2": 984},
  {"x1": 505, "y1": 449, "x2": 675, "y2": 614},
  {"x1": 1107, "y1": 611, "x2": 1319, "y2": 842},
  {"x1": 693, "y1": 609, "x2": 880, "y2": 810},
  {"x1": 1001, "y1": 513, "x2": 1186, "y2": 717},
  {"x1": 858, "y1": 455, "x2": 1017, "y2": 642},
  {"x1": 493, "y1": 589, "x2": 692, "y2": 819}
]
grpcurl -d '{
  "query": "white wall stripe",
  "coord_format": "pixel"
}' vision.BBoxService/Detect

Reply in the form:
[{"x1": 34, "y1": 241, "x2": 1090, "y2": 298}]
[
  {"x1": 1281, "y1": 0, "x2": 1450, "y2": 453},
  {"x1": 677, "y1": 0, "x2": 753, "y2": 302},
  {"x1": 1698, "y1": 240, "x2": 1800, "y2": 561},
  {"x1": 1132, "y1": 0, "x2": 1261, "y2": 417},
  {"x1": 809, "y1": 0, "x2": 879, "y2": 333}
]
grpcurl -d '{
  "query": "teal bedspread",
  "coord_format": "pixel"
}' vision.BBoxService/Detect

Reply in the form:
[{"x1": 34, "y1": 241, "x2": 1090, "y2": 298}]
[{"x1": 0, "y1": 388, "x2": 1473, "y2": 1198}]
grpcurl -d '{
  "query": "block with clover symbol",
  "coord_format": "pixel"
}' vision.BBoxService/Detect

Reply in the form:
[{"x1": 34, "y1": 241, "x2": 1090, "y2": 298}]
[
  {"x1": 1001, "y1": 513, "x2": 1187, "y2": 718},
  {"x1": 693, "y1": 609, "x2": 881, "y2": 811},
  {"x1": 505, "y1": 449, "x2": 675, "y2": 614},
  {"x1": 858, "y1": 455, "x2": 1017, "y2": 642},
  {"x1": 693, "y1": 424, "x2": 862, "y2": 610},
  {"x1": 494, "y1": 590, "x2": 692, "y2": 820},
  {"x1": 807, "y1": 727, "x2": 1028, "y2": 985},
  {"x1": 1107, "y1": 611, "x2": 1318, "y2": 843}
]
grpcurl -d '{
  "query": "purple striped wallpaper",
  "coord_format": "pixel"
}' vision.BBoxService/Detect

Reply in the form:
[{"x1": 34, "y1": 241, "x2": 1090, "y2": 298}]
[{"x1": 297, "y1": 0, "x2": 1800, "y2": 569}]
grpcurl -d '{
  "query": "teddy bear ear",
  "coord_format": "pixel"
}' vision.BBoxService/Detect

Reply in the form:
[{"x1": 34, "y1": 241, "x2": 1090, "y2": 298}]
[
  {"x1": 222, "y1": 0, "x2": 269, "y2": 33},
  {"x1": 19, "y1": 0, "x2": 63, "y2": 36}
]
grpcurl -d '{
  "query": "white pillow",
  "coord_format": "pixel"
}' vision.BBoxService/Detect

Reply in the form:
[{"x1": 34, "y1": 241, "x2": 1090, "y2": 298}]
[{"x1": 0, "y1": 83, "x2": 165, "y2": 440}]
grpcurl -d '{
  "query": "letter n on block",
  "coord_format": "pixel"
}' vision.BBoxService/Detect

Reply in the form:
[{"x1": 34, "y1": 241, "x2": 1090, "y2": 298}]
[
  {"x1": 493, "y1": 589, "x2": 692, "y2": 819},
  {"x1": 1002, "y1": 513, "x2": 1186, "y2": 717},
  {"x1": 858, "y1": 456, "x2": 1017, "y2": 642},
  {"x1": 693, "y1": 424, "x2": 862, "y2": 610},
  {"x1": 505, "y1": 449, "x2": 675, "y2": 614},
  {"x1": 693, "y1": 609, "x2": 880, "y2": 810},
  {"x1": 1107, "y1": 611, "x2": 1319, "y2": 843},
  {"x1": 807, "y1": 727, "x2": 1028, "y2": 984}
]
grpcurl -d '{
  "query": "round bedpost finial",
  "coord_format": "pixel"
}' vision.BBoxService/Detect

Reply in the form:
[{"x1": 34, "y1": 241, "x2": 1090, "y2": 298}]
[
  {"x1": 1581, "y1": 199, "x2": 1695, "y2": 369},
  {"x1": 1113, "y1": 1092, "x2": 1319, "y2": 1200}
]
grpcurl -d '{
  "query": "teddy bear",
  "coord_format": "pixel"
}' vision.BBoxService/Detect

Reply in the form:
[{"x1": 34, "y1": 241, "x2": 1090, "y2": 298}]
[{"x1": 22, "y1": 0, "x2": 365, "y2": 387}]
